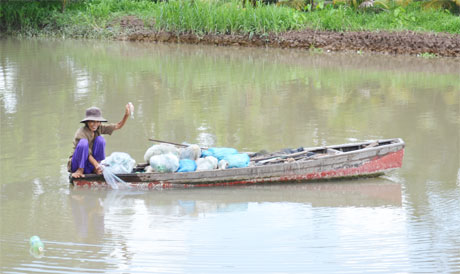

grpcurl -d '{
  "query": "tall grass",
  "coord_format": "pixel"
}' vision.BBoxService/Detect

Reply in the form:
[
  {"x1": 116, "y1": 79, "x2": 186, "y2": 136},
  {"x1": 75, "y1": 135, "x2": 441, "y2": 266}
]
[
  {"x1": 0, "y1": 2, "x2": 60, "y2": 33},
  {"x1": 1, "y1": 0, "x2": 460, "y2": 37},
  {"x1": 150, "y1": 0, "x2": 306, "y2": 34}
]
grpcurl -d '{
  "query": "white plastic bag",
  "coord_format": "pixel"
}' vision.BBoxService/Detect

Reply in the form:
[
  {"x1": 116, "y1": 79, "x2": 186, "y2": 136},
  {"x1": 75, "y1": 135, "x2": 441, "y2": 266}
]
[
  {"x1": 196, "y1": 156, "x2": 218, "y2": 171},
  {"x1": 101, "y1": 152, "x2": 136, "y2": 174},
  {"x1": 149, "y1": 153, "x2": 179, "y2": 173},
  {"x1": 144, "y1": 144, "x2": 180, "y2": 162},
  {"x1": 128, "y1": 102, "x2": 134, "y2": 119},
  {"x1": 180, "y1": 144, "x2": 201, "y2": 161},
  {"x1": 218, "y1": 160, "x2": 228, "y2": 170},
  {"x1": 101, "y1": 166, "x2": 130, "y2": 189}
]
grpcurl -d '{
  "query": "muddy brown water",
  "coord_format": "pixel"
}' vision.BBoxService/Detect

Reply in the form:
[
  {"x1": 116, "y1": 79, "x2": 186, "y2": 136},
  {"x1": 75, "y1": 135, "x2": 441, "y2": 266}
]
[{"x1": 1, "y1": 38, "x2": 459, "y2": 273}]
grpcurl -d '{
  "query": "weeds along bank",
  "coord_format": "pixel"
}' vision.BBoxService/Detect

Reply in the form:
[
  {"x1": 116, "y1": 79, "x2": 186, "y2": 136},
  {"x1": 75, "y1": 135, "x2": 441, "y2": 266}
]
[
  {"x1": 3, "y1": 0, "x2": 310, "y2": 36},
  {"x1": 1, "y1": 0, "x2": 460, "y2": 56}
]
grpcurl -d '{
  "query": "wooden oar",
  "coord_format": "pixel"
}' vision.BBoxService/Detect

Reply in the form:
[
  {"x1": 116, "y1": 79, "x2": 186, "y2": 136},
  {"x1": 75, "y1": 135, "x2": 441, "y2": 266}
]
[{"x1": 148, "y1": 138, "x2": 187, "y2": 147}]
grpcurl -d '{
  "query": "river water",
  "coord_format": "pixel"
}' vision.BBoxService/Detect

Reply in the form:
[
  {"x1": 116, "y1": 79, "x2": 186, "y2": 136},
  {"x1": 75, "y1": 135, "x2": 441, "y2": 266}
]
[{"x1": 0, "y1": 38, "x2": 459, "y2": 273}]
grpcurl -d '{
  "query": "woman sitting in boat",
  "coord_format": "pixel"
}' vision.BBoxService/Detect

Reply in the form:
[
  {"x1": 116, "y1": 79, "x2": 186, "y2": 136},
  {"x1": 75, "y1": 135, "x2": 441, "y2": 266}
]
[{"x1": 69, "y1": 105, "x2": 132, "y2": 178}]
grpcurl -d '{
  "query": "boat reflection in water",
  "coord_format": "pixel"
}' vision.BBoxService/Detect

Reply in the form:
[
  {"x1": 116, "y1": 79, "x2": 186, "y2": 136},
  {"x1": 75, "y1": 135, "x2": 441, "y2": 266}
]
[
  {"x1": 70, "y1": 177, "x2": 402, "y2": 223},
  {"x1": 146, "y1": 178, "x2": 402, "y2": 211}
]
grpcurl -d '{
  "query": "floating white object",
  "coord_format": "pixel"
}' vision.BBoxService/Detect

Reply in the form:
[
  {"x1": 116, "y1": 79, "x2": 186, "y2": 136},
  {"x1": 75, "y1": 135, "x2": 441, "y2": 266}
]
[{"x1": 128, "y1": 102, "x2": 134, "y2": 119}]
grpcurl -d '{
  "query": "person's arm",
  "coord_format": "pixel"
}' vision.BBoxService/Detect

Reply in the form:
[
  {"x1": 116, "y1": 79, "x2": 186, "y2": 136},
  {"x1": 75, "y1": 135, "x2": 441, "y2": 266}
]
[
  {"x1": 115, "y1": 103, "x2": 131, "y2": 130},
  {"x1": 88, "y1": 154, "x2": 103, "y2": 174}
]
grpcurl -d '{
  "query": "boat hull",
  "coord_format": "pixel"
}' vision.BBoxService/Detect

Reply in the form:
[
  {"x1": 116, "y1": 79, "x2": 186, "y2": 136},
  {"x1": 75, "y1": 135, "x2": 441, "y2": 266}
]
[{"x1": 70, "y1": 139, "x2": 405, "y2": 189}]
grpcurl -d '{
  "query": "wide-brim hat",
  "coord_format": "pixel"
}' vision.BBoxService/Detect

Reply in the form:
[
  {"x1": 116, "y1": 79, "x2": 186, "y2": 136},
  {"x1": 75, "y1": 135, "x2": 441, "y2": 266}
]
[{"x1": 80, "y1": 107, "x2": 108, "y2": 123}]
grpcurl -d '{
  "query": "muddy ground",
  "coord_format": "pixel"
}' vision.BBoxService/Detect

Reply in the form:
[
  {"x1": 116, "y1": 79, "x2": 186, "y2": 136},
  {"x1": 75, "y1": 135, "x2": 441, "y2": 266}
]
[{"x1": 114, "y1": 16, "x2": 460, "y2": 57}]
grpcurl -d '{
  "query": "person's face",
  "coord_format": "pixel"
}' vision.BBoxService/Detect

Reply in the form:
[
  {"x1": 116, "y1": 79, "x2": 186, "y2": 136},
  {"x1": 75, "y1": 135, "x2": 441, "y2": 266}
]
[{"x1": 87, "y1": 121, "x2": 101, "y2": 132}]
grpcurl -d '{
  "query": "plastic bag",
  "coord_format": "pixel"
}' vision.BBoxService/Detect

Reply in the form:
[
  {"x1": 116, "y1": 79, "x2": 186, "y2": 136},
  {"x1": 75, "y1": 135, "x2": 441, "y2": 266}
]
[
  {"x1": 149, "y1": 153, "x2": 179, "y2": 173},
  {"x1": 201, "y1": 149, "x2": 212, "y2": 158},
  {"x1": 180, "y1": 144, "x2": 201, "y2": 161},
  {"x1": 128, "y1": 102, "x2": 134, "y2": 119},
  {"x1": 177, "y1": 159, "x2": 197, "y2": 172},
  {"x1": 206, "y1": 147, "x2": 238, "y2": 161},
  {"x1": 218, "y1": 159, "x2": 228, "y2": 170},
  {"x1": 222, "y1": 153, "x2": 250, "y2": 168},
  {"x1": 101, "y1": 152, "x2": 136, "y2": 174},
  {"x1": 101, "y1": 166, "x2": 130, "y2": 189},
  {"x1": 144, "y1": 144, "x2": 180, "y2": 162},
  {"x1": 196, "y1": 156, "x2": 218, "y2": 171}
]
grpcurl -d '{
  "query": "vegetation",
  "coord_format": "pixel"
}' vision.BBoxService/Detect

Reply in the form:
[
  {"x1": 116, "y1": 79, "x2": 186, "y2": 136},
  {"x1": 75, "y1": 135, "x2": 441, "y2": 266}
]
[
  {"x1": 418, "y1": 52, "x2": 437, "y2": 58},
  {"x1": 1, "y1": 0, "x2": 459, "y2": 37}
]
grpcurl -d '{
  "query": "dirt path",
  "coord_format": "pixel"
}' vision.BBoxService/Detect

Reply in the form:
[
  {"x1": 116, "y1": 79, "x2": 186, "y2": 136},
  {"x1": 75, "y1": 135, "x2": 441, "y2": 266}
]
[{"x1": 115, "y1": 17, "x2": 460, "y2": 57}]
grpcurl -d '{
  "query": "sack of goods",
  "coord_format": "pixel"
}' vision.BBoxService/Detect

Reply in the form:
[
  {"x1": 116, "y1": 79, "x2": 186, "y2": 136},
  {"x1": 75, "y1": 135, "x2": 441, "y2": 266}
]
[
  {"x1": 222, "y1": 153, "x2": 250, "y2": 168},
  {"x1": 202, "y1": 147, "x2": 250, "y2": 168},
  {"x1": 202, "y1": 147, "x2": 238, "y2": 161},
  {"x1": 149, "y1": 153, "x2": 180, "y2": 173},
  {"x1": 144, "y1": 144, "x2": 180, "y2": 162},
  {"x1": 177, "y1": 159, "x2": 197, "y2": 172},
  {"x1": 102, "y1": 152, "x2": 136, "y2": 174},
  {"x1": 179, "y1": 144, "x2": 201, "y2": 161},
  {"x1": 196, "y1": 156, "x2": 218, "y2": 171}
]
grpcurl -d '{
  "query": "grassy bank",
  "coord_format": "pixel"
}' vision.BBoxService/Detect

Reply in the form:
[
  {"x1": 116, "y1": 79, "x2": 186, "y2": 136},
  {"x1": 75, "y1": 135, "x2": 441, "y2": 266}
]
[{"x1": 1, "y1": 0, "x2": 460, "y2": 38}]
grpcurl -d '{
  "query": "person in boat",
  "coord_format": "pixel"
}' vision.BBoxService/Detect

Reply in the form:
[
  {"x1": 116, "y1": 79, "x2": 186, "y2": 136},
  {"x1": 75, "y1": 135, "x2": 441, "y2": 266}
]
[{"x1": 68, "y1": 105, "x2": 131, "y2": 178}]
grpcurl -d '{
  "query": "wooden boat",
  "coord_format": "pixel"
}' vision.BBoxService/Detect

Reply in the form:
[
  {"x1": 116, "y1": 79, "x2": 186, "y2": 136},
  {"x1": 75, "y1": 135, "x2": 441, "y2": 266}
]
[{"x1": 70, "y1": 138, "x2": 405, "y2": 189}]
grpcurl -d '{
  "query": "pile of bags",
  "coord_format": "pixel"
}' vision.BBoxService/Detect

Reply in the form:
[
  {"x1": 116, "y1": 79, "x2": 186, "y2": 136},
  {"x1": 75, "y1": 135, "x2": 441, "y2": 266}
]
[{"x1": 143, "y1": 144, "x2": 250, "y2": 173}]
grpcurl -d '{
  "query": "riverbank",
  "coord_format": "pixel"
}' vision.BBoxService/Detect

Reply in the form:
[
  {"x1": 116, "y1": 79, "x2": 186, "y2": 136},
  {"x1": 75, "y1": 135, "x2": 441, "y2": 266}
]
[
  {"x1": 122, "y1": 27, "x2": 460, "y2": 57},
  {"x1": 2, "y1": 0, "x2": 460, "y2": 57},
  {"x1": 115, "y1": 14, "x2": 460, "y2": 57}
]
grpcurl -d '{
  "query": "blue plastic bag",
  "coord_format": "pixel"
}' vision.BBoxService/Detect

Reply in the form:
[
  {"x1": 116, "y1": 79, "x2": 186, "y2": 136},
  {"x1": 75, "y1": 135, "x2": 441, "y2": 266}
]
[
  {"x1": 201, "y1": 149, "x2": 212, "y2": 158},
  {"x1": 177, "y1": 159, "x2": 197, "y2": 172},
  {"x1": 222, "y1": 153, "x2": 250, "y2": 168},
  {"x1": 206, "y1": 147, "x2": 238, "y2": 161}
]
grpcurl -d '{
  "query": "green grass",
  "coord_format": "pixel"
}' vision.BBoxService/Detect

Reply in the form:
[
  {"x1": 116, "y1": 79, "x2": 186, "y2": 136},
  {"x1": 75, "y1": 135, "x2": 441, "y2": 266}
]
[
  {"x1": 1, "y1": 0, "x2": 459, "y2": 37},
  {"x1": 301, "y1": 3, "x2": 460, "y2": 32},
  {"x1": 149, "y1": 0, "x2": 306, "y2": 34},
  {"x1": 418, "y1": 52, "x2": 437, "y2": 58}
]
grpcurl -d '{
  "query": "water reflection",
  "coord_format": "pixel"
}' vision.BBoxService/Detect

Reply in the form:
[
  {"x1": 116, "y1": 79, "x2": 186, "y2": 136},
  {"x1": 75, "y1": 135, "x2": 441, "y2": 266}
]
[
  {"x1": 69, "y1": 179, "x2": 402, "y2": 224},
  {"x1": 0, "y1": 59, "x2": 17, "y2": 114},
  {"x1": 144, "y1": 180, "x2": 402, "y2": 209},
  {"x1": 457, "y1": 168, "x2": 460, "y2": 187},
  {"x1": 68, "y1": 189, "x2": 136, "y2": 272},
  {"x1": 69, "y1": 190, "x2": 105, "y2": 240}
]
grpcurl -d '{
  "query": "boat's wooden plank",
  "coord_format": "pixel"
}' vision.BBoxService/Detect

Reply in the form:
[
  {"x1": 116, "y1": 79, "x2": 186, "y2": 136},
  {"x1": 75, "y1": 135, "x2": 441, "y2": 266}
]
[
  {"x1": 349, "y1": 150, "x2": 378, "y2": 161},
  {"x1": 377, "y1": 146, "x2": 395, "y2": 156}
]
